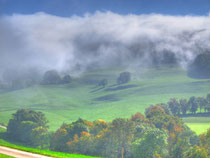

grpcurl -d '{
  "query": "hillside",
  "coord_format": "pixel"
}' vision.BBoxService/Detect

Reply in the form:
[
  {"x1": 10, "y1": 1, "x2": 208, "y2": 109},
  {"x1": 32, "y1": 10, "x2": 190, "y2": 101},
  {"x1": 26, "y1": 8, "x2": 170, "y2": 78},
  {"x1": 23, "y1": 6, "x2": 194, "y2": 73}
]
[{"x1": 0, "y1": 66, "x2": 210, "y2": 131}]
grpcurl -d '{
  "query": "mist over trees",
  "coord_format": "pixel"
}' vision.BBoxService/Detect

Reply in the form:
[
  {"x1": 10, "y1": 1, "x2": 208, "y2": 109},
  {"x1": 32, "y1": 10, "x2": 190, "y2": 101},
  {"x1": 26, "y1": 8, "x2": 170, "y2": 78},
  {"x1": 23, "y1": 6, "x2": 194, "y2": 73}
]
[
  {"x1": 188, "y1": 53, "x2": 210, "y2": 79},
  {"x1": 41, "y1": 70, "x2": 72, "y2": 85},
  {"x1": 0, "y1": 68, "x2": 41, "y2": 90},
  {"x1": 61, "y1": 74, "x2": 72, "y2": 84},
  {"x1": 41, "y1": 70, "x2": 61, "y2": 85},
  {"x1": 1, "y1": 13, "x2": 210, "y2": 78}
]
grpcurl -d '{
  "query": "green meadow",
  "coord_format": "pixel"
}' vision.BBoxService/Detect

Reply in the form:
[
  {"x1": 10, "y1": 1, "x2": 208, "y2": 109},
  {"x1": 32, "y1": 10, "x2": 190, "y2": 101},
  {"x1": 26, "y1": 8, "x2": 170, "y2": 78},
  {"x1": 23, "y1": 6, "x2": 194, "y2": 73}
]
[
  {"x1": 0, "y1": 66, "x2": 210, "y2": 132},
  {"x1": 183, "y1": 117, "x2": 210, "y2": 134},
  {"x1": 0, "y1": 153, "x2": 14, "y2": 158}
]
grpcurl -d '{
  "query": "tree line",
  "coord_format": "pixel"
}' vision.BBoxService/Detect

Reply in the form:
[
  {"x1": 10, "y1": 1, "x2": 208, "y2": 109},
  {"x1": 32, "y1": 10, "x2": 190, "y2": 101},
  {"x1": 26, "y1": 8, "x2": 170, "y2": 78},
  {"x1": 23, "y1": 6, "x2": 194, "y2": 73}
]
[
  {"x1": 0, "y1": 69, "x2": 131, "y2": 91},
  {"x1": 6, "y1": 107, "x2": 209, "y2": 158},
  {"x1": 158, "y1": 94, "x2": 210, "y2": 116}
]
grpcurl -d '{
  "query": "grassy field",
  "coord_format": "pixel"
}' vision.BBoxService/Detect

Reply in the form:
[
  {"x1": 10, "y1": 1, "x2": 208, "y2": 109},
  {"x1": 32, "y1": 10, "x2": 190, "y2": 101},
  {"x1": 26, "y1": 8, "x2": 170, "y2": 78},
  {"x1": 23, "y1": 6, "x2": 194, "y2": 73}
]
[
  {"x1": 183, "y1": 117, "x2": 210, "y2": 134},
  {"x1": 0, "y1": 66, "x2": 210, "y2": 131},
  {"x1": 0, "y1": 128, "x2": 99, "y2": 158},
  {"x1": 0, "y1": 153, "x2": 14, "y2": 158}
]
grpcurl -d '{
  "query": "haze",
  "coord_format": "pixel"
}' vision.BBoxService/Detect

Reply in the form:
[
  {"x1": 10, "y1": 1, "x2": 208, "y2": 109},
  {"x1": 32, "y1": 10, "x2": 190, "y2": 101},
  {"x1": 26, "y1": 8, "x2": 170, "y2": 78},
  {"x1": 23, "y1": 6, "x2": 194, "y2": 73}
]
[{"x1": 0, "y1": 12, "x2": 210, "y2": 78}]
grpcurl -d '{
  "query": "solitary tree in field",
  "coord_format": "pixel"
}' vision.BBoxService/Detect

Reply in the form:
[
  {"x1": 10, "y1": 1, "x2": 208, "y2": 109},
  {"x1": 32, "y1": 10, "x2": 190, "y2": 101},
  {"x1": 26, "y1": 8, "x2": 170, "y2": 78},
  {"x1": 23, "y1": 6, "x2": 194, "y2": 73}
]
[
  {"x1": 117, "y1": 72, "x2": 131, "y2": 84},
  {"x1": 42, "y1": 70, "x2": 61, "y2": 85}
]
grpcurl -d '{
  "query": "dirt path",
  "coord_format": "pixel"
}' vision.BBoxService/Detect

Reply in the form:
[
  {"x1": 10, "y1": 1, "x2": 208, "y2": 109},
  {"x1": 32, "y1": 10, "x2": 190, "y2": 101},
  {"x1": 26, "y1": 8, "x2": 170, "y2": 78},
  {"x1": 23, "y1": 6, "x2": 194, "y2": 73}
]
[
  {"x1": 0, "y1": 146, "x2": 53, "y2": 158},
  {"x1": 0, "y1": 125, "x2": 7, "y2": 129}
]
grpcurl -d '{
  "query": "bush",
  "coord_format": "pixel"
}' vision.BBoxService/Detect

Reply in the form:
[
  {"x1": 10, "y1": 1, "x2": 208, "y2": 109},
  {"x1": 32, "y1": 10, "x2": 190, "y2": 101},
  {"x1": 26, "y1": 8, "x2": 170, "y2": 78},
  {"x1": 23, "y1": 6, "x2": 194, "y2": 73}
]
[{"x1": 117, "y1": 72, "x2": 131, "y2": 84}]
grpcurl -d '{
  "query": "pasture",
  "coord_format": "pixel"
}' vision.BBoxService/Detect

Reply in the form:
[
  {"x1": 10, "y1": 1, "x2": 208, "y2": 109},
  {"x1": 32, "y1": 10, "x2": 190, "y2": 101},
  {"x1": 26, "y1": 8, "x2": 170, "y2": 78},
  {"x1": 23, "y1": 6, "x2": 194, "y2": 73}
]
[{"x1": 0, "y1": 66, "x2": 210, "y2": 131}]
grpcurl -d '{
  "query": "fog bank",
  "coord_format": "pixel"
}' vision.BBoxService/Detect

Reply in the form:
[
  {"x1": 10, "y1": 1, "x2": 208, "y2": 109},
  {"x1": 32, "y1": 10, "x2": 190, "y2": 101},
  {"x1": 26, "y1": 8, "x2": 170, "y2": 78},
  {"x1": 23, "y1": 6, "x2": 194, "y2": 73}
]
[{"x1": 0, "y1": 12, "x2": 210, "y2": 76}]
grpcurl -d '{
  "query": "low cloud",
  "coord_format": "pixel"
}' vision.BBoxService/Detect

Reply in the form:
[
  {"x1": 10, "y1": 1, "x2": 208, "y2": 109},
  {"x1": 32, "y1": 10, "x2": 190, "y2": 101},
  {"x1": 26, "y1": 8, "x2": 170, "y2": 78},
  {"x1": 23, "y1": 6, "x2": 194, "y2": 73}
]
[{"x1": 0, "y1": 12, "x2": 210, "y2": 76}]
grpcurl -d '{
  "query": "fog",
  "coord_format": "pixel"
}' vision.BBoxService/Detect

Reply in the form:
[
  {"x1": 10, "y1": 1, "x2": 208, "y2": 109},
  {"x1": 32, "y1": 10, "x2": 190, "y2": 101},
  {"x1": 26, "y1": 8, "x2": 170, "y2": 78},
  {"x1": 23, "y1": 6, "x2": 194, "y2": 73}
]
[{"x1": 0, "y1": 12, "x2": 210, "y2": 77}]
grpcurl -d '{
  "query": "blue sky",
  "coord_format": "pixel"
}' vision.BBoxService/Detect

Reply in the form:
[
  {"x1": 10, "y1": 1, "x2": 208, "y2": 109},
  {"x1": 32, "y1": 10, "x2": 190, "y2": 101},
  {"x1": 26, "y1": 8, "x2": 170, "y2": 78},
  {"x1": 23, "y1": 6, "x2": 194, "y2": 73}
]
[{"x1": 0, "y1": 0, "x2": 210, "y2": 16}]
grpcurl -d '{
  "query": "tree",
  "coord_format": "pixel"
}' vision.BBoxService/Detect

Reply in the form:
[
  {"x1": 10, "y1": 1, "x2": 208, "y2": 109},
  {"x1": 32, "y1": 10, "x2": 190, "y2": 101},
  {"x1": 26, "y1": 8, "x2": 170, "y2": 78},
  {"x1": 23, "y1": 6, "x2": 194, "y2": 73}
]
[
  {"x1": 42, "y1": 70, "x2": 61, "y2": 85},
  {"x1": 130, "y1": 112, "x2": 145, "y2": 122},
  {"x1": 50, "y1": 127, "x2": 68, "y2": 152},
  {"x1": 145, "y1": 105, "x2": 169, "y2": 129},
  {"x1": 50, "y1": 118, "x2": 91, "y2": 152},
  {"x1": 7, "y1": 109, "x2": 48, "y2": 146},
  {"x1": 109, "y1": 118, "x2": 135, "y2": 158},
  {"x1": 178, "y1": 125, "x2": 200, "y2": 147},
  {"x1": 205, "y1": 94, "x2": 210, "y2": 112},
  {"x1": 132, "y1": 128, "x2": 168, "y2": 158},
  {"x1": 11, "y1": 109, "x2": 48, "y2": 128},
  {"x1": 91, "y1": 119, "x2": 108, "y2": 136},
  {"x1": 61, "y1": 74, "x2": 72, "y2": 84},
  {"x1": 171, "y1": 125, "x2": 200, "y2": 158},
  {"x1": 179, "y1": 99, "x2": 189, "y2": 115},
  {"x1": 168, "y1": 98, "x2": 181, "y2": 115},
  {"x1": 196, "y1": 97, "x2": 207, "y2": 113},
  {"x1": 67, "y1": 131, "x2": 95, "y2": 155},
  {"x1": 145, "y1": 105, "x2": 165, "y2": 117},
  {"x1": 200, "y1": 128, "x2": 210, "y2": 153},
  {"x1": 30, "y1": 126, "x2": 49, "y2": 148},
  {"x1": 206, "y1": 93, "x2": 210, "y2": 103},
  {"x1": 94, "y1": 118, "x2": 135, "y2": 158},
  {"x1": 185, "y1": 145, "x2": 208, "y2": 158},
  {"x1": 171, "y1": 138, "x2": 188, "y2": 158},
  {"x1": 160, "y1": 103, "x2": 173, "y2": 115},
  {"x1": 18, "y1": 121, "x2": 37, "y2": 143},
  {"x1": 117, "y1": 72, "x2": 131, "y2": 84},
  {"x1": 188, "y1": 97, "x2": 198, "y2": 114}
]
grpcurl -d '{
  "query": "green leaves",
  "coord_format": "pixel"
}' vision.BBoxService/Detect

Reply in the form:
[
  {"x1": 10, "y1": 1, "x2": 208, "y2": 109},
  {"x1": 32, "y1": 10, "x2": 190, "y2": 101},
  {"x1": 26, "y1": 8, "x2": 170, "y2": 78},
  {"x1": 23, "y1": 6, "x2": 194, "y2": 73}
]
[
  {"x1": 7, "y1": 109, "x2": 49, "y2": 148},
  {"x1": 132, "y1": 128, "x2": 168, "y2": 158}
]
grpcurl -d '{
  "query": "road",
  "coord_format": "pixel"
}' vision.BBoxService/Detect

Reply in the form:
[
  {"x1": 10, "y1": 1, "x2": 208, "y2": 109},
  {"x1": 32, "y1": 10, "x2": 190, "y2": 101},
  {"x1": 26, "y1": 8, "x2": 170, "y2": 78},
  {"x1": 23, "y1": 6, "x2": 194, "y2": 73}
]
[
  {"x1": 0, "y1": 125, "x2": 7, "y2": 129},
  {"x1": 0, "y1": 146, "x2": 53, "y2": 158}
]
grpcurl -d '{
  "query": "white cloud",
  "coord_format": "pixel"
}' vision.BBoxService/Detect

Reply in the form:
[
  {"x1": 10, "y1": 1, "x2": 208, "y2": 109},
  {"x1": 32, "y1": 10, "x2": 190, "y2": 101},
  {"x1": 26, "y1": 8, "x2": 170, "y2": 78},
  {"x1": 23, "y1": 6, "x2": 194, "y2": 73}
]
[{"x1": 0, "y1": 12, "x2": 210, "y2": 74}]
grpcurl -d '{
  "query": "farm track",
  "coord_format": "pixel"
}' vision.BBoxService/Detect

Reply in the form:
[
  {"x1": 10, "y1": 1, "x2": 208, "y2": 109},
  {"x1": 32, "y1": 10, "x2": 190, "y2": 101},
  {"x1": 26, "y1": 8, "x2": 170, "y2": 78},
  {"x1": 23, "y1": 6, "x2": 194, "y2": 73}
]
[{"x1": 0, "y1": 146, "x2": 52, "y2": 158}]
